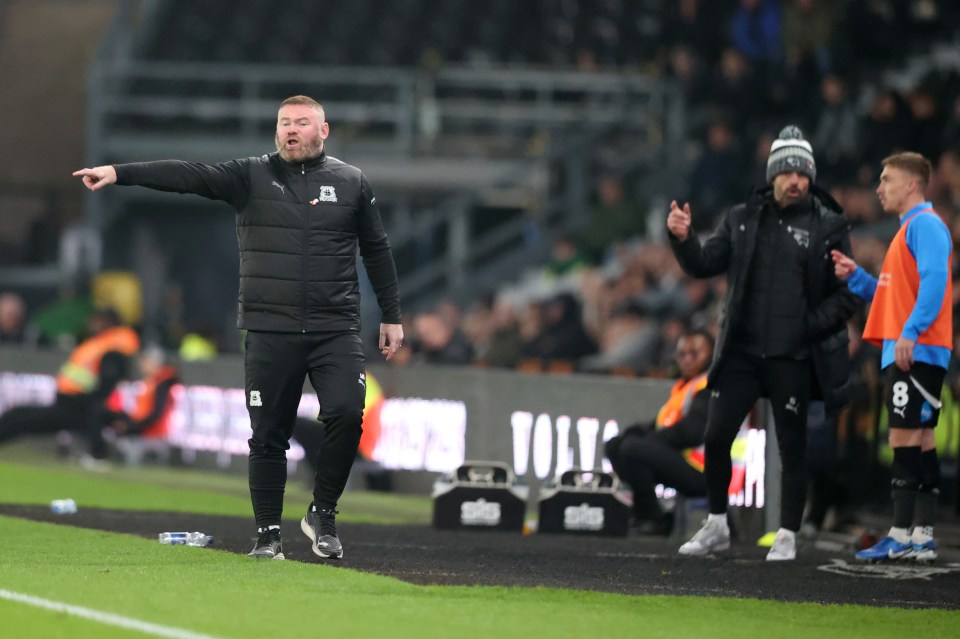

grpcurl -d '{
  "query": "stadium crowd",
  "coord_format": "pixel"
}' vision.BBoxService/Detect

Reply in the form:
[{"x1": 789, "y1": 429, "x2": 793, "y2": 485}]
[{"x1": 389, "y1": 0, "x2": 960, "y2": 384}]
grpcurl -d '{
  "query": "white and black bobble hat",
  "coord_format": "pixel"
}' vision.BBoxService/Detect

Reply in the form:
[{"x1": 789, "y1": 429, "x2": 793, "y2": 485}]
[{"x1": 766, "y1": 125, "x2": 816, "y2": 184}]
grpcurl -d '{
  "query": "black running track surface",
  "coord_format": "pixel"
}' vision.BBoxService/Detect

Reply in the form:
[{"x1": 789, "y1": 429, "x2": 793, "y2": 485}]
[{"x1": 3, "y1": 504, "x2": 959, "y2": 610}]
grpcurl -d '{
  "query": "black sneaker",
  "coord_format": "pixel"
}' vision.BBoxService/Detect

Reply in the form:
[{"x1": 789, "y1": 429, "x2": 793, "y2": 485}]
[
  {"x1": 247, "y1": 529, "x2": 284, "y2": 560},
  {"x1": 300, "y1": 505, "x2": 343, "y2": 559}
]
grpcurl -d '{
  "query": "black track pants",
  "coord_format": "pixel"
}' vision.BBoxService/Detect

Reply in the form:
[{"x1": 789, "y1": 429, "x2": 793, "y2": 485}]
[
  {"x1": 0, "y1": 393, "x2": 108, "y2": 458},
  {"x1": 704, "y1": 352, "x2": 811, "y2": 532},
  {"x1": 606, "y1": 432, "x2": 706, "y2": 519},
  {"x1": 245, "y1": 330, "x2": 365, "y2": 527}
]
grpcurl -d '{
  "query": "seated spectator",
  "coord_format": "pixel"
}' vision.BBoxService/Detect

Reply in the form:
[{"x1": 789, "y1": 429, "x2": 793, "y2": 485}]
[
  {"x1": 482, "y1": 299, "x2": 523, "y2": 368},
  {"x1": 664, "y1": 45, "x2": 707, "y2": 107},
  {"x1": 0, "y1": 292, "x2": 27, "y2": 344},
  {"x1": 112, "y1": 345, "x2": 180, "y2": 466},
  {"x1": 858, "y1": 90, "x2": 912, "y2": 180},
  {"x1": 783, "y1": 0, "x2": 836, "y2": 79},
  {"x1": 687, "y1": 121, "x2": 745, "y2": 229},
  {"x1": 839, "y1": 0, "x2": 897, "y2": 71},
  {"x1": 661, "y1": 0, "x2": 724, "y2": 64},
  {"x1": 582, "y1": 175, "x2": 646, "y2": 263},
  {"x1": 520, "y1": 293, "x2": 596, "y2": 364},
  {"x1": 932, "y1": 149, "x2": 960, "y2": 213},
  {"x1": 544, "y1": 235, "x2": 588, "y2": 279},
  {"x1": 32, "y1": 276, "x2": 96, "y2": 348},
  {"x1": 905, "y1": 87, "x2": 945, "y2": 165},
  {"x1": 604, "y1": 329, "x2": 713, "y2": 533},
  {"x1": 943, "y1": 97, "x2": 960, "y2": 154},
  {"x1": 647, "y1": 318, "x2": 689, "y2": 378},
  {"x1": 578, "y1": 305, "x2": 658, "y2": 374},
  {"x1": 411, "y1": 310, "x2": 473, "y2": 365},
  {"x1": 705, "y1": 48, "x2": 761, "y2": 130},
  {"x1": 730, "y1": 0, "x2": 782, "y2": 65},
  {"x1": 464, "y1": 295, "x2": 523, "y2": 369},
  {"x1": 811, "y1": 75, "x2": 859, "y2": 182}
]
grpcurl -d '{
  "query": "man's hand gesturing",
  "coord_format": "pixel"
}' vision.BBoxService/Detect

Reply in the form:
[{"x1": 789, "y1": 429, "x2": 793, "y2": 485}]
[
  {"x1": 72, "y1": 165, "x2": 118, "y2": 191},
  {"x1": 667, "y1": 200, "x2": 692, "y2": 241},
  {"x1": 830, "y1": 250, "x2": 857, "y2": 281}
]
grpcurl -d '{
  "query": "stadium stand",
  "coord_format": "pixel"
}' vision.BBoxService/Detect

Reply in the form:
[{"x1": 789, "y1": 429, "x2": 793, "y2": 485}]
[{"x1": 1, "y1": 0, "x2": 959, "y2": 378}]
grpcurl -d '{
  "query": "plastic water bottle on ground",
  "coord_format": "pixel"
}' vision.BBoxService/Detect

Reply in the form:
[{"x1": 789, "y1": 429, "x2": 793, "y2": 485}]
[
  {"x1": 158, "y1": 532, "x2": 213, "y2": 547},
  {"x1": 50, "y1": 499, "x2": 77, "y2": 514}
]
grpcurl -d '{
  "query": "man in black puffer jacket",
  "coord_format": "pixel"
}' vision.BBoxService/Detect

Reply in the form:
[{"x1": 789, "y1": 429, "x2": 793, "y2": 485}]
[
  {"x1": 74, "y1": 96, "x2": 403, "y2": 562},
  {"x1": 666, "y1": 125, "x2": 859, "y2": 561}
]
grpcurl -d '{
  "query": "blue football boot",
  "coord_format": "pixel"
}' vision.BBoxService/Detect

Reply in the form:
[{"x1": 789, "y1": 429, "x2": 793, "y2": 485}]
[
  {"x1": 855, "y1": 536, "x2": 912, "y2": 561},
  {"x1": 907, "y1": 539, "x2": 937, "y2": 563}
]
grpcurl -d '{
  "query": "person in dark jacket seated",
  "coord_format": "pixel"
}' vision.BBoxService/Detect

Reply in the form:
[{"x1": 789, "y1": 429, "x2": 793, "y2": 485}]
[{"x1": 605, "y1": 329, "x2": 714, "y2": 535}]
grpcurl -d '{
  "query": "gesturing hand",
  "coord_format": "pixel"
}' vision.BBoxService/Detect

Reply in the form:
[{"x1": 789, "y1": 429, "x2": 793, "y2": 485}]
[
  {"x1": 72, "y1": 165, "x2": 117, "y2": 191},
  {"x1": 667, "y1": 200, "x2": 692, "y2": 241},
  {"x1": 830, "y1": 249, "x2": 857, "y2": 281}
]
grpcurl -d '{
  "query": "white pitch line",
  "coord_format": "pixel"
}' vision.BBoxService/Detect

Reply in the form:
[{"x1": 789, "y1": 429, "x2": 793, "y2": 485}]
[{"x1": 0, "y1": 588, "x2": 226, "y2": 639}]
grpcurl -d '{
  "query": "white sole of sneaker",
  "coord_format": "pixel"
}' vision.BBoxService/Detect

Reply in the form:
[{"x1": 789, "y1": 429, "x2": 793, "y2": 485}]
[
  {"x1": 300, "y1": 517, "x2": 343, "y2": 559},
  {"x1": 765, "y1": 554, "x2": 795, "y2": 561},
  {"x1": 678, "y1": 541, "x2": 730, "y2": 556}
]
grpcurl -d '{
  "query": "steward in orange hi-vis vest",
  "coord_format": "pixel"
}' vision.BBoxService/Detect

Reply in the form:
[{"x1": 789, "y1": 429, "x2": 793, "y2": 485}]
[
  {"x1": 653, "y1": 372, "x2": 718, "y2": 474},
  {"x1": 129, "y1": 365, "x2": 179, "y2": 438},
  {"x1": 0, "y1": 309, "x2": 140, "y2": 461},
  {"x1": 56, "y1": 326, "x2": 141, "y2": 395},
  {"x1": 863, "y1": 211, "x2": 952, "y2": 349},
  {"x1": 656, "y1": 373, "x2": 708, "y2": 428}
]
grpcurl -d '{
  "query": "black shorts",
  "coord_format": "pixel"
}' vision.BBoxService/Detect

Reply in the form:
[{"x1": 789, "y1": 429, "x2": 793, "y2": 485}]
[{"x1": 885, "y1": 362, "x2": 946, "y2": 429}]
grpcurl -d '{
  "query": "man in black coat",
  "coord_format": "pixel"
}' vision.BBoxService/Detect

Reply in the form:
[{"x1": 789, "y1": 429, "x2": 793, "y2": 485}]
[
  {"x1": 666, "y1": 125, "x2": 859, "y2": 560},
  {"x1": 73, "y1": 96, "x2": 404, "y2": 562}
]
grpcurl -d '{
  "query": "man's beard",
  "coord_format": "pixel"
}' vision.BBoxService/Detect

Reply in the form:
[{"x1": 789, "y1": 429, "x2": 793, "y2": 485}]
[
  {"x1": 776, "y1": 186, "x2": 808, "y2": 208},
  {"x1": 276, "y1": 133, "x2": 324, "y2": 162}
]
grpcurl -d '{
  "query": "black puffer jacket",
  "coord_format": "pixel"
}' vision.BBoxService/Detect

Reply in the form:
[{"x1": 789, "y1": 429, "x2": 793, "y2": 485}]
[
  {"x1": 115, "y1": 152, "x2": 400, "y2": 333},
  {"x1": 668, "y1": 185, "x2": 861, "y2": 412}
]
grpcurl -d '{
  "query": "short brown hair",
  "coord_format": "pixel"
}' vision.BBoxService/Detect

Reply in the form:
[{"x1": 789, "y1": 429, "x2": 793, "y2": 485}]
[
  {"x1": 882, "y1": 152, "x2": 932, "y2": 188},
  {"x1": 280, "y1": 95, "x2": 325, "y2": 117}
]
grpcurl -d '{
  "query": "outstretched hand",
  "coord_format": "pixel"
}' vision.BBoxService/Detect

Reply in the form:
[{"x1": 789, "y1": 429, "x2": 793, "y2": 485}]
[
  {"x1": 667, "y1": 200, "x2": 692, "y2": 241},
  {"x1": 830, "y1": 249, "x2": 857, "y2": 281},
  {"x1": 72, "y1": 165, "x2": 117, "y2": 191},
  {"x1": 379, "y1": 323, "x2": 404, "y2": 361}
]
